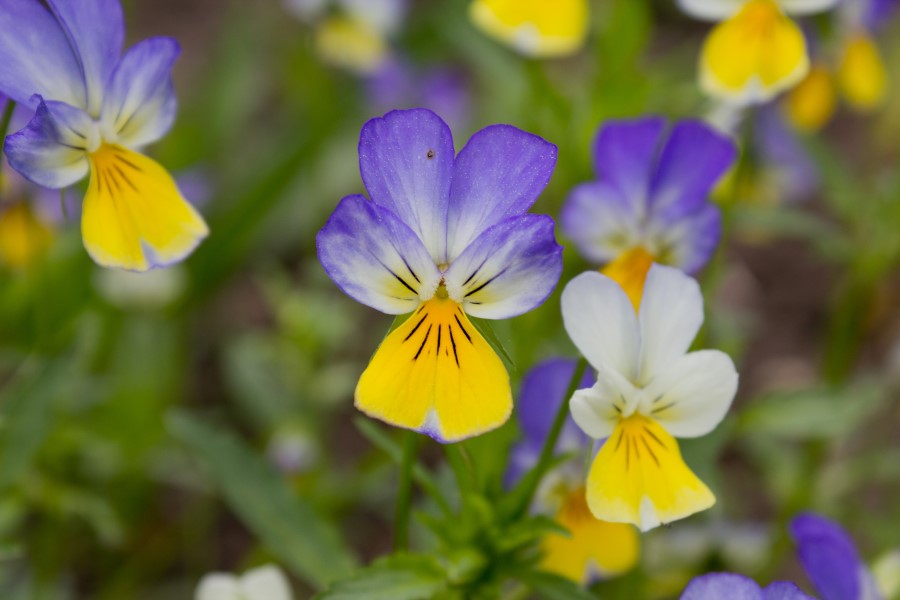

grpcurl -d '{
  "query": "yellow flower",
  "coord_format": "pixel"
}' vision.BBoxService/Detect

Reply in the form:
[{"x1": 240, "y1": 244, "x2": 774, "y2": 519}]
[
  {"x1": 469, "y1": 0, "x2": 589, "y2": 57},
  {"x1": 315, "y1": 15, "x2": 390, "y2": 74},
  {"x1": 838, "y1": 32, "x2": 887, "y2": 111},
  {"x1": 0, "y1": 202, "x2": 54, "y2": 269},
  {"x1": 783, "y1": 63, "x2": 838, "y2": 132}
]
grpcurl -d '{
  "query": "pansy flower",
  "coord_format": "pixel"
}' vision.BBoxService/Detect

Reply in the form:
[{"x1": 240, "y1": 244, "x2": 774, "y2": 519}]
[
  {"x1": 469, "y1": 0, "x2": 590, "y2": 58},
  {"x1": 195, "y1": 564, "x2": 294, "y2": 600},
  {"x1": 561, "y1": 117, "x2": 736, "y2": 307},
  {"x1": 680, "y1": 572, "x2": 814, "y2": 599},
  {"x1": 317, "y1": 108, "x2": 562, "y2": 442},
  {"x1": 506, "y1": 359, "x2": 639, "y2": 583},
  {"x1": 0, "y1": 0, "x2": 208, "y2": 272},
  {"x1": 561, "y1": 264, "x2": 739, "y2": 531},
  {"x1": 679, "y1": 0, "x2": 839, "y2": 104}
]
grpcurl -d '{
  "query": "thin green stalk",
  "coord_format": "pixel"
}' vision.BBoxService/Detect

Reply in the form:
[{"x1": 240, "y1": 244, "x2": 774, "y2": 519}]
[
  {"x1": 512, "y1": 357, "x2": 588, "y2": 518},
  {"x1": 393, "y1": 431, "x2": 417, "y2": 552},
  {"x1": 446, "y1": 442, "x2": 475, "y2": 498}
]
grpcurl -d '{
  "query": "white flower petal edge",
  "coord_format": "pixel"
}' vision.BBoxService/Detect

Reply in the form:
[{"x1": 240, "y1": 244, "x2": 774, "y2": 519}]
[
  {"x1": 195, "y1": 573, "x2": 241, "y2": 600},
  {"x1": 240, "y1": 565, "x2": 294, "y2": 600},
  {"x1": 677, "y1": 0, "x2": 745, "y2": 20},
  {"x1": 781, "y1": 0, "x2": 841, "y2": 15},
  {"x1": 641, "y1": 350, "x2": 739, "y2": 438},
  {"x1": 569, "y1": 363, "x2": 640, "y2": 439},
  {"x1": 561, "y1": 271, "x2": 640, "y2": 380},
  {"x1": 638, "y1": 263, "x2": 705, "y2": 384}
]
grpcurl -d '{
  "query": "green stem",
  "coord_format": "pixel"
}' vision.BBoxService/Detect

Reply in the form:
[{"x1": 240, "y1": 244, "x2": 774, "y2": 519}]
[
  {"x1": 393, "y1": 431, "x2": 417, "y2": 552},
  {"x1": 513, "y1": 357, "x2": 588, "y2": 518},
  {"x1": 446, "y1": 442, "x2": 475, "y2": 498}
]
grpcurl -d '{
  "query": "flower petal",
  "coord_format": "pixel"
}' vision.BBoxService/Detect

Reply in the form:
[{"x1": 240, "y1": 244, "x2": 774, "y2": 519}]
[
  {"x1": 678, "y1": 0, "x2": 745, "y2": 20},
  {"x1": 592, "y1": 117, "x2": 666, "y2": 206},
  {"x1": 561, "y1": 271, "x2": 639, "y2": 380},
  {"x1": 560, "y1": 181, "x2": 640, "y2": 264},
  {"x1": 358, "y1": 108, "x2": 454, "y2": 262},
  {"x1": 647, "y1": 201, "x2": 722, "y2": 274},
  {"x1": 640, "y1": 350, "x2": 738, "y2": 438},
  {"x1": 648, "y1": 120, "x2": 737, "y2": 221},
  {"x1": 637, "y1": 264, "x2": 704, "y2": 384},
  {"x1": 517, "y1": 359, "x2": 593, "y2": 445},
  {"x1": 541, "y1": 488, "x2": 639, "y2": 583},
  {"x1": 700, "y1": 0, "x2": 809, "y2": 104},
  {"x1": 0, "y1": 0, "x2": 87, "y2": 108},
  {"x1": 780, "y1": 0, "x2": 840, "y2": 15},
  {"x1": 445, "y1": 124, "x2": 557, "y2": 260},
  {"x1": 444, "y1": 214, "x2": 562, "y2": 319},
  {"x1": 586, "y1": 415, "x2": 715, "y2": 532},
  {"x1": 316, "y1": 195, "x2": 441, "y2": 315},
  {"x1": 600, "y1": 246, "x2": 655, "y2": 310},
  {"x1": 195, "y1": 573, "x2": 241, "y2": 600},
  {"x1": 763, "y1": 581, "x2": 817, "y2": 600},
  {"x1": 680, "y1": 573, "x2": 763, "y2": 600},
  {"x1": 570, "y1": 363, "x2": 640, "y2": 440},
  {"x1": 469, "y1": 0, "x2": 590, "y2": 57},
  {"x1": 82, "y1": 144, "x2": 208, "y2": 271},
  {"x1": 4, "y1": 99, "x2": 91, "y2": 188},
  {"x1": 46, "y1": 0, "x2": 124, "y2": 115},
  {"x1": 101, "y1": 37, "x2": 180, "y2": 148},
  {"x1": 355, "y1": 298, "x2": 512, "y2": 442},
  {"x1": 790, "y1": 513, "x2": 865, "y2": 600},
  {"x1": 239, "y1": 565, "x2": 293, "y2": 600}
]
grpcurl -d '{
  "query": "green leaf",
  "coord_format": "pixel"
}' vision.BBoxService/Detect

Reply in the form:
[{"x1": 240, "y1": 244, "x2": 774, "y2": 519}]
[
  {"x1": 494, "y1": 515, "x2": 569, "y2": 554},
  {"x1": 168, "y1": 411, "x2": 356, "y2": 588},
  {"x1": 467, "y1": 316, "x2": 516, "y2": 371},
  {"x1": 516, "y1": 569, "x2": 596, "y2": 600},
  {"x1": 315, "y1": 554, "x2": 448, "y2": 600}
]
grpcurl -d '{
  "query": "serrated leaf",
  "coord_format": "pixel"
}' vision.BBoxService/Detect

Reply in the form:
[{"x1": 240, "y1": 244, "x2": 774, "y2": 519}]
[
  {"x1": 168, "y1": 411, "x2": 356, "y2": 588},
  {"x1": 315, "y1": 554, "x2": 448, "y2": 600},
  {"x1": 516, "y1": 569, "x2": 596, "y2": 600}
]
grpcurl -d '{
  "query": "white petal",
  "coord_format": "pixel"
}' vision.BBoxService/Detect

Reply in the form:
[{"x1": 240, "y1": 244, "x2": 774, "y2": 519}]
[
  {"x1": 195, "y1": 573, "x2": 241, "y2": 600},
  {"x1": 677, "y1": 0, "x2": 745, "y2": 20},
  {"x1": 641, "y1": 350, "x2": 738, "y2": 438},
  {"x1": 240, "y1": 565, "x2": 294, "y2": 600},
  {"x1": 780, "y1": 0, "x2": 840, "y2": 15},
  {"x1": 637, "y1": 264, "x2": 704, "y2": 384},
  {"x1": 561, "y1": 271, "x2": 640, "y2": 380},
  {"x1": 570, "y1": 364, "x2": 639, "y2": 439}
]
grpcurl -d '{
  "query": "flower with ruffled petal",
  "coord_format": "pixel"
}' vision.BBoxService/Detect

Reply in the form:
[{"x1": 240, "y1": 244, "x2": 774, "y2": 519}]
[
  {"x1": 561, "y1": 117, "x2": 736, "y2": 307},
  {"x1": 562, "y1": 264, "x2": 739, "y2": 531},
  {"x1": 0, "y1": 0, "x2": 208, "y2": 271},
  {"x1": 680, "y1": 572, "x2": 814, "y2": 600},
  {"x1": 680, "y1": 0, "x2": 840, "y2": 104},
  {"x1": 469, "y1": 0, "x2": 590, "y2": 57},
  {"x1": 506, "y1": 359, "x2": 639, "y2": 583},
  {"x1": 317, "y1": 108, "x2": 562, "y2": 442},
  {"x1": 195, "y1": 565, "x2": 293, "y2": 600}
]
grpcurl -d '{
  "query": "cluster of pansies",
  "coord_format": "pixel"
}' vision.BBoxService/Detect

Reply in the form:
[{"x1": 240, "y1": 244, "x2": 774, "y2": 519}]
[{"x1": 1, "y1": 0, "x2": 896, "y2": 598}]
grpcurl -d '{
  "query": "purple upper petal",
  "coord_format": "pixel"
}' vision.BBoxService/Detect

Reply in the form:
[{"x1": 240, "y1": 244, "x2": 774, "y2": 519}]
[
  {"x1": 0, "y1": 0, "x2": 87, "y2": 108},
  {"x1": 862, "y1": 0, "x2": 898, "y2": 31},
  {"x1": 358, "y1": 108, "x2": 455, "y2": 263},
  {"x1": 763, "y1": 581, "x2": 817, "y2": 600},
  {"x1": 446, "y1": 124, "x2": 557, "y2": 261},
  {"x1": 316, "y1": 195, "x2": 442, "y2": 315},
  {"x1": 443, "y1": 214, "x2": 563, "y2": 319},
  {"x1": 649, "y1": 120, "x2": 736, "y2": 221},
  {"x1": 681, "y1": 573, "x2": 764, "y2": 600},
  {"x1": 46, "y1": 0, "x2": 124, "y2": 116},
  {"x1": 4, "y1": 98, "x2": 91, "y2": 188},
  {"x1": 561, "y1": 181, "x2": 640, "y2": 264},
  {"x1": 790, "y1": 513, "x2": 864, "y2": 600},
  {"x1": 101, "y1": 37, "x2": 180, "y2": 148},
  {"x1": 592, "y1": 117, "x2": 666, "y2": 205}
]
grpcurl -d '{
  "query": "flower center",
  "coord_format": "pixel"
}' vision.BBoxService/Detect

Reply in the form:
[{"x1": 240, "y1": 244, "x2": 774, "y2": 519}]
[{"x1": 736, "y1": 0, "x2": 782, "y2": 37}]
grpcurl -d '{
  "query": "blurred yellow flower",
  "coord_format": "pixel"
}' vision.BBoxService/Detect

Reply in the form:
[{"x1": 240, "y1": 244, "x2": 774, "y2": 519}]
[
  {"x1": 0, "y1": 202, "x2": 54, "y2": 269},
  {"x1": 315, "y1": 16, "x2": 389, "y2": 74},
  {"x1": 838, "y1": 32, "x2": 887, "y2": 110},
  {"x1": 783, "y1": 63, "x2": 838, "y2": 132},
  {"x1": 469, "y1": 0, "x2": 589, "y2": 57}
]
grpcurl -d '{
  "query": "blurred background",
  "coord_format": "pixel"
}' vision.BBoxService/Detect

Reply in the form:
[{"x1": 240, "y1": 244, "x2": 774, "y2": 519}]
[{"x1": 1, "y1": 0, "x2": 899, "y2": 598}]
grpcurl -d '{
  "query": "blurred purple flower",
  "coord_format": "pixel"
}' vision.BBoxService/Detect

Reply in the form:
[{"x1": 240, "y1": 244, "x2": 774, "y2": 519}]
[
  {"x1": 680, "y1": 573, "x2": 814, "y2": 600},
  {"x1": 366, "y1": 61, "x2": 472, "y2": 131},
  {"x1": 561, "y1": 117, "x2": 736, "y2": 274},
  {"x1": 754, "y1": 105, "x2": 820, "y2": 203}
]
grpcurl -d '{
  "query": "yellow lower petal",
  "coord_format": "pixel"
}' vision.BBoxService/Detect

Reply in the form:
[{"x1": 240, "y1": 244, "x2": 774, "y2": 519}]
[
  {"x1": 355, "y1": 296, "x2": 512, "y2": 442},
  {"x1": 601, "y1": 247, "x2": 654, "y2": 311},
  {"x1": 82, "y1": 144, "x2": 208, "y2": 272},
  {"x1": 0, "y1": 202, "x2": 54, "y2": 269},
  {"x1": 542, "y1": 487, "x2": 639, "y2": 582},
  {"x1": 586, "y1": 415, "x2": 715, "y2": 532},
  {"x1": 700, "y1": 0, "x2": 808, "y2": 103},
  {"x1": 469, "y1": 0, "x2": 589, "y2": 57},
  {"x1": 315, "y1": 16, "x2": 388, "y2": 74},
  {"x1": 783, "y1": 63, "x2": 837, "y2": 132},
  {"x1": 838, "y1": 33, "x2": 887, "y2": 111}
]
